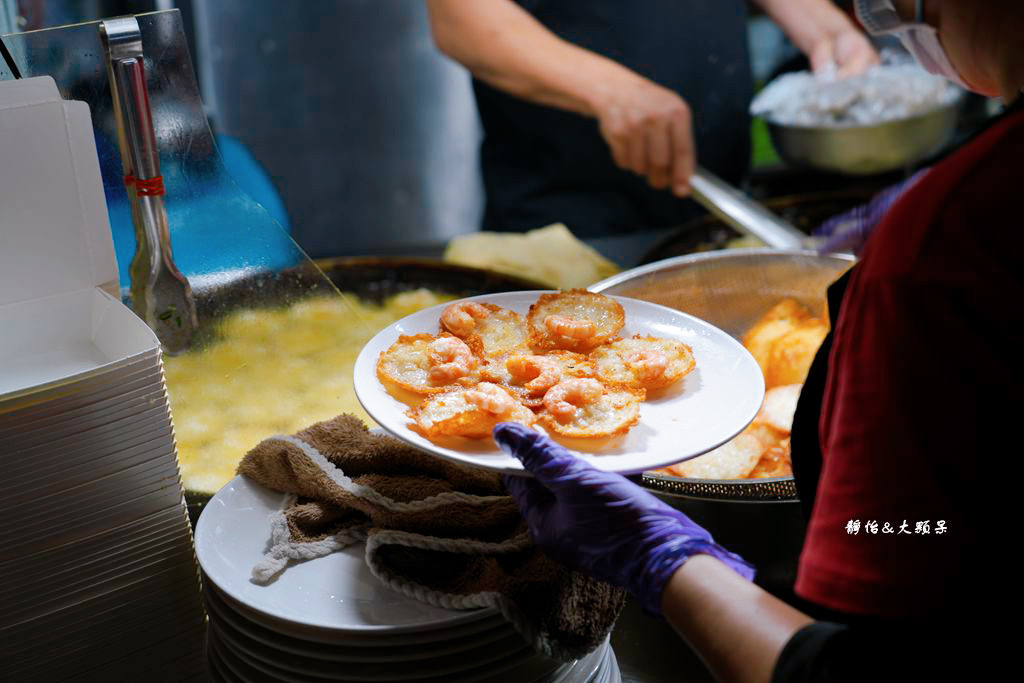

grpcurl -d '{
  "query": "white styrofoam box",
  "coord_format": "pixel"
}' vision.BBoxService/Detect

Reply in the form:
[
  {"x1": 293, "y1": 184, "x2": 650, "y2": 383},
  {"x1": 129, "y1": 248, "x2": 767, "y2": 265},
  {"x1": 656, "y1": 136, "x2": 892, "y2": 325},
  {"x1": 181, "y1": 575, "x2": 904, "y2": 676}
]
[
  {"x1": 0, "y1": 287, "x2": 159, "y2": 398},
  {"x1": 0, "y1": 75, "x2": 59, "y2": 110},
  {"x1": 0, "y1": 97, "x2": 119, "y2": 307}
]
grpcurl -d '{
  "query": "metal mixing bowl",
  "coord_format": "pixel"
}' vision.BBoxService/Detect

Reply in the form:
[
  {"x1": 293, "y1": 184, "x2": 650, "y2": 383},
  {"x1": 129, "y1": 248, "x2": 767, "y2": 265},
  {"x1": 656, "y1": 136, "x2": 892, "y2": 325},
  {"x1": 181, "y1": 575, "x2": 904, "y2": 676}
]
[{"x1": 765, "y1": 100, "x2": 960, "y2": 175}]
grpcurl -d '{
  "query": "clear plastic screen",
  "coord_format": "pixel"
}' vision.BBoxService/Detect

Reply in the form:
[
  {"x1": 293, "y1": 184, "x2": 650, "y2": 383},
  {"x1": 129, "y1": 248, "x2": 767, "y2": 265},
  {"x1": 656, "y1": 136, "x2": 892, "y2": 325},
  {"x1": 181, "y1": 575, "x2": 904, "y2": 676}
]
[{"x1": 0, "y1": 10, "x2": 412, "y2": 494}]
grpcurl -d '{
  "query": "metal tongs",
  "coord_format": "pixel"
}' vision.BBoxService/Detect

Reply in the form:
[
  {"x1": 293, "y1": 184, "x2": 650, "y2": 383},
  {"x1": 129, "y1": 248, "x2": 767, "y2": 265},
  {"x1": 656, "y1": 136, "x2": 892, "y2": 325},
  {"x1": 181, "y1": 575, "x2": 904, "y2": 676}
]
[
  {"x1": 691, "y1": 167, "x2": 810, "y2": 251},
  {"x1": 100, "y1": 17, "x2": 196, "y2": 353}
]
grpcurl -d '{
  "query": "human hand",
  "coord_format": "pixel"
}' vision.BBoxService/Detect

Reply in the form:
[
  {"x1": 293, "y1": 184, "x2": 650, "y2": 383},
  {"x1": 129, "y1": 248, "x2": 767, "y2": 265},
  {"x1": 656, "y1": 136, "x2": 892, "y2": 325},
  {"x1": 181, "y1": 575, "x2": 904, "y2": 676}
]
[
  {"x1": 809, "y1": 26, "x2": 879, "y2": 78},
  {"x1": 495, "y1": 422, "x2": 754, "y2": 615},
  {"x1": 591, "y1": 71, "x2": 695, "y2": 197}
]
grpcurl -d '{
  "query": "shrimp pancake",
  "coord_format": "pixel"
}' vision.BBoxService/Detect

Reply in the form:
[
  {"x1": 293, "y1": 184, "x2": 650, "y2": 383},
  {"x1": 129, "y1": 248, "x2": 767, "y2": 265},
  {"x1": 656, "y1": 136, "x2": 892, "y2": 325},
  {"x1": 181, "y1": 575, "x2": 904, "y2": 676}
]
[
  {"x1": 376, "y1": 334, "x2": 478, "y2": 394},
  {"x1": 464, "y1": 304, "x2": 531, "y2": 358},
  {"x1": 408, "y1": 384, "x2": 535, "y2": 438},
  {"x1": 591, "y1": 336, "x2": 695, "y2": 390},
  {"x1": 527, "y1": 289, "x2": 625, "y2": 352},
  {"x1": 538, "y1": 383, "x2": 642, "y2": 438}
]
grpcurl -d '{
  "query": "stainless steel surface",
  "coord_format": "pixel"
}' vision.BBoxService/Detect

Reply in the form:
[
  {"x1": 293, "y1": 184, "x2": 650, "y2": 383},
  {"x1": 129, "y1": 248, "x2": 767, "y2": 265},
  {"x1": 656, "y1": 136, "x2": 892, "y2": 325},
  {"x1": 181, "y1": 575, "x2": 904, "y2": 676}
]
[
  {"x1": 593, "y1": 248, "x2": 852, "y2": 338},
  {"x1": 101, "y1": 16, "x2": 197, "y2": 354},
  {"x1": 690, "y1": 168, "x2": 808, "y2": 250},
  {"x1": 191, "y1": 0, "x2": 484, "y2": 258},
  {"x1": 765, "y1": 100, "x2": 961, "y2": 175}
]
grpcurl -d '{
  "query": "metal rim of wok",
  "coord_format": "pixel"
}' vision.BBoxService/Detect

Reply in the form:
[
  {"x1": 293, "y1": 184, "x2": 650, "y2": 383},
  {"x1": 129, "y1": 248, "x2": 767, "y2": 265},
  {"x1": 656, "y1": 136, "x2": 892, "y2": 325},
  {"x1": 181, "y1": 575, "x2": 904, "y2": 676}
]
[
  {"x1": 592, "y1": 247, "x2": 856, "y2": 503},
  {"x1": 639, "y1": 472, "x2": 797, "y2": 502}
]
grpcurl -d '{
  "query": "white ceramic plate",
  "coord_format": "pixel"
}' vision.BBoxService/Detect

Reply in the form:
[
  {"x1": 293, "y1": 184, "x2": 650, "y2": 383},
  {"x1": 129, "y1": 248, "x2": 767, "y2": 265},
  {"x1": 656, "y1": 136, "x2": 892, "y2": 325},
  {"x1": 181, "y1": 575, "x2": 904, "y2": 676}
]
[
  {"x1": 353, "y1": 291, "x2": 765, "y2": 475},
  {"x1": 203, "y1": 584, "x2": 519, "y2": 663},
  {"x1": 195, "y1": 475, "x2": 501, "y2": 636}
]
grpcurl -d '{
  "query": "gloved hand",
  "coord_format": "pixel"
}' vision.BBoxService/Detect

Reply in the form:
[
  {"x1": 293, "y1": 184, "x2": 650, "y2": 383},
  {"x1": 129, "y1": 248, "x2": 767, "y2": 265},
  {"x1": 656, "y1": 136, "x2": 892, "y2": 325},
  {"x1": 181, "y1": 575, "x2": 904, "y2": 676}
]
[
  {"x1": 495, "y1": 422, "x2": 754, "y2": 616},
  {"x1": 814, "y1": 168, "x2": 929, "y2": 255}
]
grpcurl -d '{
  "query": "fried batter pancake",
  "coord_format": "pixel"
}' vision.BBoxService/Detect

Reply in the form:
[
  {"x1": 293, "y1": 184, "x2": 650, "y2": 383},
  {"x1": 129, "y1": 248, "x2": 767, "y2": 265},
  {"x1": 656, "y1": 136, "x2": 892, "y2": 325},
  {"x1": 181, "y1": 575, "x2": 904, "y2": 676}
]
[
  {"x1": 376, "y1": 333, "x2": 478, "y2": 394},
  {"x1": 538, "y1": 381, "x2": 642, "y2": 438},
  {"x1": 527, "y1": 290, "x2": 625, "y2": 352},
  {"x1": 408, "y1": 384, "x2": 535, "y2": 438},
  {"x1": 591, "y1": 336, "x2": 695, "y2": 390}
]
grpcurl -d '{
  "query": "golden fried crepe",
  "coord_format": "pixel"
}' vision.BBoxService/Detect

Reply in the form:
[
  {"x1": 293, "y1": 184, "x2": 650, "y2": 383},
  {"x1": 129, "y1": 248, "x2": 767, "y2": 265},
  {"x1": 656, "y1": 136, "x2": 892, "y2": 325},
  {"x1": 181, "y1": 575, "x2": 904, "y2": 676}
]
[
  {"x1": 764, "y1": 322, "x2": 828, "y2": 388},
  {"x1": 456, "y1": 303, "x2": 532, "y2": 358},
  {"x1": 661, "y1": 433, "x2": 764, "y2": 480},
  {"x1": 742, "y1": 298, "x2": 811, "y2": 377},
  {"x1": 501, "y1": 351, "x2": 596, "y2": 408},
  {"x1": 537, "y1": 380, "x2": 643, "y2": 438},
  {"x1": 756, "y1": 384, "x2": 803, "y2": 433},
  {"x1": 408, "y1": 383, "x2": 535, "y2": 439},
  {"x1": 748, "y1": 438, "x2": 792, "y2": 479},
  {"x1": 527, "y1": 289, "x2": 625, "y2": 352},
  {"x1": 591, "y1": 335, "x2": 696, "y2": 391},
  {"x1": 376, "y1": 333, "x2": 480, "y2": 394}
]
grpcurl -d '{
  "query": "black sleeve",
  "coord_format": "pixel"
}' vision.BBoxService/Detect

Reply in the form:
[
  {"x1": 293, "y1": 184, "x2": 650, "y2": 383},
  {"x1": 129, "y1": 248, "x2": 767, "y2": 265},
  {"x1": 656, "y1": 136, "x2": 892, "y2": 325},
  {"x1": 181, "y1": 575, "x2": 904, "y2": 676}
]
[
  {"x1": 773, "y1": 619, "x2": 975, "y2": 683},
  {"x1": 772, "y1": 622, "x2": 858, "y2": 683}
]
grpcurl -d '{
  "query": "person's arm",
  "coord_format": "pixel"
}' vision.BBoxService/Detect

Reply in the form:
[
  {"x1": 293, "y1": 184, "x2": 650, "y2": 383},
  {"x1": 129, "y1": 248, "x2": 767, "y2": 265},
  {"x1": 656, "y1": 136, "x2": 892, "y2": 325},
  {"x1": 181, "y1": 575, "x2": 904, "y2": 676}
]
[
  {"x1": 494, "y1": 423, "x2": 810, "y2": 683},
  {"x1": 426, "y1": 0, "x2": 694, "y2": 195},
  {"x1": 662, "y1": 555, "x2": 813, "y2": 683},
  {"x1": 754, "y1": 0, "x2": 878, "y2": 75}
]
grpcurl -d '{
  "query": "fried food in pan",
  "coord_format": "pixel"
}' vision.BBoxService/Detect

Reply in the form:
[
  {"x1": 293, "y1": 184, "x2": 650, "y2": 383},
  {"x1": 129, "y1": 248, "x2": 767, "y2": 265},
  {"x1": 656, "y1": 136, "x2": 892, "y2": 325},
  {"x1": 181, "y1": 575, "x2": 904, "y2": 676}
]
[
  {"x1": 591, "y1": 336, "x2": 696, "y2": 391},
  {"x1": 748, "y1": 438, "x2": 792, "y2": 479},
  {"x1": 527, "y1": 289, "x2": 625, "y2": 352},
  {"x1": 742, "y1": 298, "x2": 811, "y2": 379},
  {"x1": 408, "y1": 382, "x2": 536, "y2": 439},
  {"x1": 764, "y1": 322, "x2": 828, "y2": 388},
  {"x1": 756, "y1": 384, "x2": 803, "y2": 433},
  {"x1": 661, "y1": 433, "x2": 764, "y2": 480},
  {"x1": 742, "y1": 298, "x2": 829, "y2": 389}
]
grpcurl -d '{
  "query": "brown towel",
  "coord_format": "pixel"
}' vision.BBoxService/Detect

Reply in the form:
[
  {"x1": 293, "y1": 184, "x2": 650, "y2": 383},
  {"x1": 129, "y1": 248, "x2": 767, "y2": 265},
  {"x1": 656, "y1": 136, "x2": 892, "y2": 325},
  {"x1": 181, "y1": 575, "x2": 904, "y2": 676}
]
[{"x1": 237, "y1": 414, "x2": 625, "y2": 662}]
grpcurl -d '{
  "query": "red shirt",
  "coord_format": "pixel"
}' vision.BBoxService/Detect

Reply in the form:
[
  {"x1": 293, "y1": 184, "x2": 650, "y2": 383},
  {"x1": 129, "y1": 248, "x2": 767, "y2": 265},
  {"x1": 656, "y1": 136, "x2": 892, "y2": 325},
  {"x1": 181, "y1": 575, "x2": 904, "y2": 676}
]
[{"x1": 795, "y1": 106, "x2": 1024, "y2": 618}]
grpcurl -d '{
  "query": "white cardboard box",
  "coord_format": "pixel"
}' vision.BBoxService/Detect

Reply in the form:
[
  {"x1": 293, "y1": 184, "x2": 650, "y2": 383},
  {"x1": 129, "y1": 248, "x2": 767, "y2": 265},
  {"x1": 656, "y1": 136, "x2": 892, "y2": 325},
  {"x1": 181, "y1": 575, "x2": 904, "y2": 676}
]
[{"x1": 0, "y1": 77, "x2": 158, "y2": 400}]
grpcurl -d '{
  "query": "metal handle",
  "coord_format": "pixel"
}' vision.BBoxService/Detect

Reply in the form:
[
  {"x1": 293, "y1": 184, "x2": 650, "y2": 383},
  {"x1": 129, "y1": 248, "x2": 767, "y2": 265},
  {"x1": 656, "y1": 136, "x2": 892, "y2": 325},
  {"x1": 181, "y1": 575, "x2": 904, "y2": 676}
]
[
  {"x1": 112, "y1": 56, "x2": 161, "y2": 180},
  {"x1": 101, "y1": 17, "x2": 196, "y2": 353},
  {"x1": 690, "y1": 168, "x2": 807, "y2": 250}
]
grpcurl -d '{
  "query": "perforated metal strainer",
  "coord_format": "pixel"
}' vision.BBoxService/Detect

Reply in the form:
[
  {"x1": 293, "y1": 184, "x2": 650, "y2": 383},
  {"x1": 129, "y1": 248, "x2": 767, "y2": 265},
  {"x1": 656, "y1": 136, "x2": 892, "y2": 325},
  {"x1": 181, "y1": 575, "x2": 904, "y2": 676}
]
[{"x1": 591, "y1": 248, "x2": 854, "y2": 502}]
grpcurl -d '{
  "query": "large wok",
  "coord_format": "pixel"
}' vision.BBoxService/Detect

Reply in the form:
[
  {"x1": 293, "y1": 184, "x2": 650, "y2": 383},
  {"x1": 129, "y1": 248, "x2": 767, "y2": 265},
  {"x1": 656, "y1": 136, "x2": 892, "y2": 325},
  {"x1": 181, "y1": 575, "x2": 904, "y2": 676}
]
[{"x1": 182, "y1": 258, "x2": 544, "y2": 525}]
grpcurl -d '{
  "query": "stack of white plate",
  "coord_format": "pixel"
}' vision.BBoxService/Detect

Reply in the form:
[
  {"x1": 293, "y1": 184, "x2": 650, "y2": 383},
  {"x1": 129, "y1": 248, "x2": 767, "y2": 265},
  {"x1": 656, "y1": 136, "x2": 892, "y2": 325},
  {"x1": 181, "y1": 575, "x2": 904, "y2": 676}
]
[
  {"x1": 0, "y1": 346, "x2": 207, "y2": 680},
  {"x1": 197, "y1": 475, "x2": 621, "y2": 682}
]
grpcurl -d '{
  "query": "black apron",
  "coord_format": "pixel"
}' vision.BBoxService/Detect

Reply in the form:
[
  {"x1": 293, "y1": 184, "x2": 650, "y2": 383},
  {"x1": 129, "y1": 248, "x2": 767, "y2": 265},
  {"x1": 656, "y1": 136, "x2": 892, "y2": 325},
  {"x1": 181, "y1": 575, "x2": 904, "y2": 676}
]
[
  {"x1": 789, "y1": 268, "x2": 852, "y2": 521},
  {"x1": 473, "y1": 0, "x2": 754, "y2": 237}
]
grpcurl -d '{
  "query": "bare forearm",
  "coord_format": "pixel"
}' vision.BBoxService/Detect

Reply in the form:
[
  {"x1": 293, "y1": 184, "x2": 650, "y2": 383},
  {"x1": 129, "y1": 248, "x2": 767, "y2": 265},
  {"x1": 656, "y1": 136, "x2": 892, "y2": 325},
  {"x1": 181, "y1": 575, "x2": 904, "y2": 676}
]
[
  {"x1": 426, "y1": 0, "x2": 635, "y2": 117},
  {"x1": 662, "y1": 554, "x2": 813, "y2": 683}
]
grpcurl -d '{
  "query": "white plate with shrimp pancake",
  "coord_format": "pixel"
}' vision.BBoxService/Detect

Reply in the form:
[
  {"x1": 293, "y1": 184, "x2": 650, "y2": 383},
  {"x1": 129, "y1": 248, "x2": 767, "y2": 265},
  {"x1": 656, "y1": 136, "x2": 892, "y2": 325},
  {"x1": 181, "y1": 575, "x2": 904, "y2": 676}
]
[{"x1": 354, "y1": 291, "x2": 764, "y2": 475}]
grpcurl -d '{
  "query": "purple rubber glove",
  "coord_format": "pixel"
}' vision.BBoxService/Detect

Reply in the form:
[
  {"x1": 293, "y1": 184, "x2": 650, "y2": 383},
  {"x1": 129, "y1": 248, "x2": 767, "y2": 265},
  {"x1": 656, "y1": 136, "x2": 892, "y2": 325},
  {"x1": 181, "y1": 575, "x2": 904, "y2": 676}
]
[
  {"x1": 814, "y1": 168, "x2": 929, "y2": 255},
  {"x1": 495, "y1": 422, "x2": 755, "y2": 616}
]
